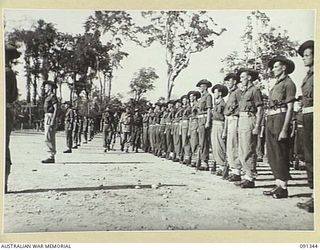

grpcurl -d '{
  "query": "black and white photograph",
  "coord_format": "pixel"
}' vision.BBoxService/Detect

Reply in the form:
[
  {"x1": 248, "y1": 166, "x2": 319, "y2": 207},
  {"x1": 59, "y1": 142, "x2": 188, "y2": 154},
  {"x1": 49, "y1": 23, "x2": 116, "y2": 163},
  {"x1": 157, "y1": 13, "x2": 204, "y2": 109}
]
[{"x1": 3, "y1": 9, "x2": 315, "y2": 233}]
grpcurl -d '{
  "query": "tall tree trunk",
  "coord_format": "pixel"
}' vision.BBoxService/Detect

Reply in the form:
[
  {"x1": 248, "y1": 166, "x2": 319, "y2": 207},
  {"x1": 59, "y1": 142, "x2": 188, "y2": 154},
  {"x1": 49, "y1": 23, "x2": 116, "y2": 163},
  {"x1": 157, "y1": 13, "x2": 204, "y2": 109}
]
[
  {"x1": 167, "y1": 73, "x2": 174, "y2": 100},
  {"x1": 107, "y1": 76, "x2": 112, "y2": 98},
  {"x1": 25, "y1": 56, "x2": 31, "y2": 103},
  {"x1": 32, "y1": 75, "x2": 37, "y2": 105},
  {"x1": 98, "y1": 71, "x2": 103, "y2": 102}
]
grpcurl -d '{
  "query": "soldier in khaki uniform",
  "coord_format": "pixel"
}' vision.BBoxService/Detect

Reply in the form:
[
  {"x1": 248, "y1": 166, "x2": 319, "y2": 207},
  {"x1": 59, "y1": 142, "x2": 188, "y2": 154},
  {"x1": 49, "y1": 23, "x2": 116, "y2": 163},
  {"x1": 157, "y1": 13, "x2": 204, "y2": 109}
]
[
  {"x1": 188, "y1": 91, "x2": 201, "y2": 167},
  {"x1": 148, "y1": 105, "x2": 156, "y2": 153},
  {"x1": 210, "y1": 84, "x2": 228, "y2": 175},
  {"x1": 222, "y1": 73, "x2": 242, "y2": 182},
  {"x1": 196, "y1": 79, "x2": 213, "y2": 170},
  {"x1": 102, "y1": 106, "x2": 114, "y2": 152},
  {"x1": 153, "y1": 102, "x2": 162, "y2": 156},
  {"x1": 165, "y1": 100, "x2": 176, "y2": 159},
  {"x1": 5, "y1": 44, "x2": 20, "y2": 193},
  {"x1": 262, "y1": 56, "x2": 296, "y2": 199},
  {"x1": 63, "y1": 101, "x2": 74, "y2": 153},
  {"x1": 142, "y1": 107, "x2": 151, "y2": 152},
  {"x1": 235, "y1": 68, "x2": 263, "y2": 188},
  {"x1": 172, "y1": 99, "x2": 183, "y2": 162},
  {"x1": 159, "y1": 104, "x2": 168, "y2": 157},
  {"x1": 72, "y1": 108, "x2": 79, "y2": 149},
  {"x1": 296, "y1": 40, "x2": 314, "y2": 213},
  {"x1": 131, "y1": 108, "x2": 143, "y2": 153},
  {"x1": 180, "y1": 95, "x2": 191, "y2": 165},
  {"x1": 119, "y1": 107, "x2": 132, "y2": 152},
  {"x1": 42, "y1": 80, "x2": 59, "y2": 164}
]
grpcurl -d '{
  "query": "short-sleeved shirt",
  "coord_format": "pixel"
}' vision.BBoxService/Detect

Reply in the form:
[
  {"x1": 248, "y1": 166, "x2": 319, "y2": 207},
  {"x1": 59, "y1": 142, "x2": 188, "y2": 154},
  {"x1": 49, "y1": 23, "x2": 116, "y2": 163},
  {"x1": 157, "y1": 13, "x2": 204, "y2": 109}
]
[
  {"x1": 174, "y1": 107, "x2": 183, "y2": 122},
  {"x1": 189, "y1": 101, "x2": 199, "y2": 119},
  {"x1": 224, "y1": 88, "x2": 241, "y2": 116},
  {"x1": 181, "y1": 105, "x2": 191, "y2": 120},
  {"x1": 44, "y1": 94, "x2": 58, "y2": 114},
  {"x1": 268, "y1": 76, "x2": 296, "y2": 109},
  {"x1": 212, "y1": 98, "x2": 226, "y2": 121},
  {"x1": 239, "y1": 84, "x2": 263, "y2": 113},
  {"x1": 198, "y1": 92, "x2": 213, "y2": 114},
  {"x1": 120, "y1": 112, "x2": 132, "y2": 132},
  {"x1": 301, "y1": 69, "x2": 313, "y2": 108},
  {"x1": 6, "y1": 66, "x2": 18, "y2": 104},
  {"x1": 154, "y1": 110, "x2": 162, "y2": 124}
]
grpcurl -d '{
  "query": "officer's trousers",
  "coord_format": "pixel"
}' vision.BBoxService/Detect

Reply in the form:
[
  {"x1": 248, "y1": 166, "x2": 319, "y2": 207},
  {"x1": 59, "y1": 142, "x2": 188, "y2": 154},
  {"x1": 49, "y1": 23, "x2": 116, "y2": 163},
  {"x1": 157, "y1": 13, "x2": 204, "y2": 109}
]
[
  {"x1": 103, "y1": 128, "x2": 112, "y2": 148},
  {"x1": 73, "y1": 129, "x2": 78, "y2": 147},
  {"x1": 78, "y1": 130, "x2": 82, "y2": 145},
  {"x1": 142, "y1": 125, "x2": 149, "y2": 151},
  {"x1": 172, "y1": 123, "x2": 181, "y2": 158},
  {"x1": 303, "y1": 112, "x2": 313, "y2": 189},
  {"x1": 149, "y1": 125, "x2": 155, "y2": 150},
  {"x1": 121, "y1": 132, "x2": 131, "y2": 151},
  {"x1": 198, "y1": 116, "x2": 210, "y2": 162},
  {"x1": 159, "y1": 125, "x2": 167, "y2": 153},
  {"x1": 65, "y1": 129, "x2": 73, "y2": 149},
  {"x1": 189, "y1": 119, "x2": 199, "y2": 164},
  {"x1": 83, "y1": 130, "x2": 88, "y2": 143},
  {"x1": 155, "y1": 125, "x2": 161, "y2": 153},
  {"x1": 132, "y1": 128, "x2": 142, "y2": 149},
  {"x1": 238, "y1": 114, "x2": 257, "y2": 181},
  {"x1": 44, "y1": 113, "x2": 56, "y2": 159},
  {"x1": 181, "y1": 120, "x2": 191, "y2": 161},
  {"x1": 210, "y1": 120, "x2": 226, "y2": 166},
  {"x1": 266, "y1": 113, "x2": 291, "y2": 182},
  {"x1": 226, "y1": 116, "x2": 241, "y2": 175}
]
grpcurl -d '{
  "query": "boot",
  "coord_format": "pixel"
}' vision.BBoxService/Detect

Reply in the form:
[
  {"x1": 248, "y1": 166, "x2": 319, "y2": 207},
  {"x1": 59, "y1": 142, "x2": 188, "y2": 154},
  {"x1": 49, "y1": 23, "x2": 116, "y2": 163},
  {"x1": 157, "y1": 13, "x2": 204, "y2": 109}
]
[
  {"x1": 210, "y1": 161, "x2": 217, "y2": 174},
  {"x1": 41, "y1": 157, "x2": 55, "y2": 164},
  {"x1": 222, "y1": 164, "x2": 230, "y2": 180}
]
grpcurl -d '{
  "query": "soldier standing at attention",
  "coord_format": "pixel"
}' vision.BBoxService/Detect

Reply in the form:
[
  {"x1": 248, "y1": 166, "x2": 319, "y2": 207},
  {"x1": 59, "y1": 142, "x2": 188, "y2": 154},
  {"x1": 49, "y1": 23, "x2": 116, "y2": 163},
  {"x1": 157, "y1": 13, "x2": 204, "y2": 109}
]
[
  {"x1": 172, "y1": 99, "x2": 183, "y2": 162},
  {"x1": 159, "y1": 104, "x2": 168, "y2": 157},
  {"x1": 63, "y1": 101, "x2": 74, "y2": 153},
  {"x1": 210, "y1": 84, "x2": 228, "y2": 175},
  {"x1": 132, "y1": 108, "x2": 143, "y2": 153},
  {"x1": 153, "y1": 102, "x2": 162, "y2": 156},
  {"x1": 165, "y1": 100, "x2": 176, "y2": 160},
  {"x1": 148, "y1": 105, "x2": 155, "y2": 153},
  {"x1": 235, "y1": 68, "x2": 263, "y2": 188},
  {"x1": 111, "y1": 110, "x2": 121, "y2": 150},
  {"x1": 187, "y1": 91, "x2": 201, "y2": 168},
  {"x1": 196, "y1": 79, "x2": 213, "y2": 170},
  {"x1": 82, "y1": 115, "x2": 89, "y2": 144},
  {"x1": 119, "y1": 107, "x2": 132, "y2": 153},
  {"x1": 222, "y1": 73, "x2": 242, "y2": 182},
  {"x1": 142, "y1": 107, "x2": 151, "y2": 152},
  {"x1": 296, "y1": 40, "x2": 314, "y2": 213},
  {"x1": 263, "y1": 56, "x2": 296, "y2": 199},
  {"x1": 5, "y1": 44, "x2": 20, "y2": 193},
  {"x1": 41, "y1": 80, "x2": 58, "y2": 164},
  {"x1": 77, "y1": 114, "x2": 83, "y2": 147},
  {"x1": 102, "y1": 106, "x2": 114, "y2": 152},
  {"x1": 72, "y1": 108, "x2": 80, "y2": 149},
  {"x1": 180, "y1": 95, "x2": 192, "y2": 165}
]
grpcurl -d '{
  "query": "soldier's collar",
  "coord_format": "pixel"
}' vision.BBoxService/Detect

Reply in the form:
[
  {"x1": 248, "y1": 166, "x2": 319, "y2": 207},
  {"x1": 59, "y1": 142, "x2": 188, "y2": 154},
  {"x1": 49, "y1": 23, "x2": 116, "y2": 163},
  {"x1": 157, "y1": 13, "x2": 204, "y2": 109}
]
[{"x1": 275, "y1": 74, "x2": 289, "y2": 85}]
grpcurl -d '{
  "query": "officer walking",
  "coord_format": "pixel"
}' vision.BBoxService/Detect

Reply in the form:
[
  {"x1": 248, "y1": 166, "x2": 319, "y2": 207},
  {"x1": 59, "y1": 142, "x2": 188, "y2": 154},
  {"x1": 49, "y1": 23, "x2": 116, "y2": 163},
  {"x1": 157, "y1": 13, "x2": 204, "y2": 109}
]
[
  {"x1": 263, "y1": 56, "x2": 296, "y2": 199},
  {"x1": 235, "y1": 68, "x2": 263, "y2": 188},
  {"x1": 41, "y1": 80, "x2": 58, "y2": 164},
  {"x1": 196, "y1": 79, "x2": 213, "y2": 170},
  {"x1": 63, "y1": 101, "x2": 74, "y2": 153},
  {"x1": 222, "y1": 73, "x2": 242, "y2": 182},
  {"x1": 210, "y1": 84, "x2": 228, "y2": 175},
  {"x1": 296, "y1": 40, "x2": 314, "y2": 213},
  {"x1": 5, "y1": 43, "x2": 20, "y2": 193}
]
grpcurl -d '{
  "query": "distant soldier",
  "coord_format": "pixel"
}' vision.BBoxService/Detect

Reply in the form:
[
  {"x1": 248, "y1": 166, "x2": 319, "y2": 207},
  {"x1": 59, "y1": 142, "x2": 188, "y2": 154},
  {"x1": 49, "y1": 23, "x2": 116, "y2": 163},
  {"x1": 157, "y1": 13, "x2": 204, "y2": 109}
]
[
  {"x1": 63, "y1": 101, "x2": 74, "y2": 153},
  {"x1": 188, "y1": 91, "x2": 201, "y2": 168},
  {"x1": 148, "y1": 105, "x2": 155, "y2": 153},
  {"x1": 72, "y1": 108, "x2": 79, "y2": 149},
  {"x1": 153, "y1": 102, "x2": 162, "y2": 156},
  {"x1": 180, "y1": 95, "x2": 191, "y2": 165},
  {"x1": 142, "y1": 107, "x2": 151, "y2": 152},
  {"x1": 77, "y1": 114, "x2": 83, "y2": 147},
  {"x1": 292, "y1": 97, "x2": 304, "y2": 170},
  {"x1": 165, "y1": 100, "x2": 176, "y2": 159},
  {"x1": 131, "y1": 108, "x2": 143, "y2": 152},
  {"x1": 222, "y1": 73, "x2": 242, "y2": 182},
  {"x1": 41, "y1": 80, "x2": 58, "y2": 164},
  {"x1": 235, "y1": 68, "x2": 263, "y2": 188},
  {"x1": 88, "y1": 118, "x2": 94, "y2": 141},
  {"x1": 102, "y1": 106, "x2": 114, "y2": 152},
  {"x1": 159, "y1": 104, "x2": 168, "y2": 158},
  {"x1": 210, "y1": 84, "x2": 228, "y2": 175},
  {"x1": 172, "y1": 99, "x2": 183, "y2": 162},
  {"x1": 82, "y1": 115, "x2": 89, "y2": 144},
  {"x1": 119, "y1": 107, "x2": 132, "y2": 152},
  {"x1": 111, "y1": 110, "x2": 121, "y2": 150},
  {"x1": 296, "y1": 40, "x2": 314, "y2": 213},
  {"x1": 196, "y1": 79, "x2": 213, "y2": 170},
  {"x1": 5, "y1": 44, "x2": 20, "y2": 193}
]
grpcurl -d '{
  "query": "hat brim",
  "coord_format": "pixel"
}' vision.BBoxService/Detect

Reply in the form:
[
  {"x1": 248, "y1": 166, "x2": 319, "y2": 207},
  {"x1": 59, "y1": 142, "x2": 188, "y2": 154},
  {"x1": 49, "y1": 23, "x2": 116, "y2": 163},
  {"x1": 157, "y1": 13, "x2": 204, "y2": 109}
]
[
  {"x1": 211, "y1": 84, "x2": 228, "y2": 98},
  {"x1": 224, "y1": 73, "x2": 239, "y2": 82},
  {"x1": 268, "y1": 57, "x2": 295, "y2": 74},
  {"x1": 237, "y1": 68, "x2": 259, "y2": 82},
  {"x1": 196, "y1": 80, "x2": 212, "y2": 88},
  {"x1": 187, "y1": 91, "x2": 201, "y2": 99},
  {"x1": 298, "y1": 40, "x2": 314, "y2": 57}
]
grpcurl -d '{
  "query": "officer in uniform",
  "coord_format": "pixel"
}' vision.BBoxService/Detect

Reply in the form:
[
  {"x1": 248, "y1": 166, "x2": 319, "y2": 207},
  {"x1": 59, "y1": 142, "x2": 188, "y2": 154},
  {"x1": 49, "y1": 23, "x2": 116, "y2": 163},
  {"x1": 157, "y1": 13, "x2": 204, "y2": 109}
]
[
  {"x1": 82, "y1": 115, "x2": 89, "y2": 144},
  {"x1": 119, "y1": 106, "x2": 132, "y2": 152},
  {"x1": 210, "y1": 84, "x2": 228, "y2": 175},
  {"x1": 72, "y1": 108, "x2": 79, "y2": 149},
  {"x1": 132, "y1": 108, "x2": 143, "y2": 153},
  {"x1": 159, "y1": 104, "x2": 168, "y2": 157},
  {"x1": 196, "y1": 79, "x2": 213, "y2": 170},
  {"x1": 165, "y1": 100, "x2": 176, "y2": 159},
  {"x1": 153, "y1": 102, "x2": 162, "y2": 156},
  {"x1": 222, "y1": 73, "x2": 242, "y2": 182},
  {"x1": 111, "y1": 110, "x2": 121, "y2": 150},
  {"x1": 180, "y1": 95, "x2": 191, "y2": 165},
  {"x1": 5, "y1": 44, "x2": 20, "y2": 193},
  {"x1": 235, "y1": 68, "x2": 263, "y2": 188},
  {"x1": 77, "y1": 114, "x2": 83, "y2": 147},
  {"x1": 42, "y1": 80, "x2": 58, "y2": 164},
  {"x1": 263, "y1": 56, "x2": 296, "y2": 199},
  {"x1": 63, "y1": 101, "x2": 74, "y2": 153},
  {"x1": 172, "y1": 99, "x2": 183, "y2": 162},
  {"x1": 102, "y1": 106, "x2": 114, "y2": 152},
  {"x1": 148, "y1": 105, "x2": 155, "y2": 153},
  {"x1": 188, "y1": 91, "x2": 201, "y2": 167},
  {"x1": 142, "y1": 107, "x2": 151, "y2": 152},
  {"x1": 296, "y1": 40, "x2": 314, "y2": 213}
]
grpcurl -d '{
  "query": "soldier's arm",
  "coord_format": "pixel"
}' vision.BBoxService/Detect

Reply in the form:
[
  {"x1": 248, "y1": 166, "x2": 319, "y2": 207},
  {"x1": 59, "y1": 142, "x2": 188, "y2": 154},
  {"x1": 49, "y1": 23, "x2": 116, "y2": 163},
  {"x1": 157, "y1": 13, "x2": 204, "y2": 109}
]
[
  {"x1": 222, "y1": 116, "x2": 228, "y2": 140},
  {"x1": 205, "y1": 95, "x2": 212, "y2": 127},
  {"x1": 51, "y1": 103, "x2": 58, "y2": 126}
]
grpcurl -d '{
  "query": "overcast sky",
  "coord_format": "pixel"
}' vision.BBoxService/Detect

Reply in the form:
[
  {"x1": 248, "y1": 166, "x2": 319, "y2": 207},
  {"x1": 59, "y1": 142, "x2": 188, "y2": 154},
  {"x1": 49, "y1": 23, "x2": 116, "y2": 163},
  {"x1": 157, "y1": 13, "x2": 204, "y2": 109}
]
[{"x1": 4, "y1": 9, "x2": 315, "y2": 102}]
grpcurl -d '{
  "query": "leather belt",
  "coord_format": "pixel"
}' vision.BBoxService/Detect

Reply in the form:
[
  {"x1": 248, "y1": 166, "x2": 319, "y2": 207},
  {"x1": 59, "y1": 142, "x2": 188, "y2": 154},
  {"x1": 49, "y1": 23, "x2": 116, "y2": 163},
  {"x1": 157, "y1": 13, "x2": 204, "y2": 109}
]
[
  {"x1": 267, "y1": 108, "x2": 287, "y2": 116},
  {"x1": 182, "y1": 120, "x2": 189, "y2": 123},
  {"x1": 166, "y1": 122, "x2": 172, "y2": 125},
  {"x1": 302, "y1": 106, "x2": 313, "y2": 114},
  {"x1": 198, "y1": 114, "x2": 207, "y2": 118},
  {"x1": 173, "y1": 122, "x2": 180, "y2": 125},
  {"x1": 239, "y1": 112, "x2": 255, "y2": 117}
]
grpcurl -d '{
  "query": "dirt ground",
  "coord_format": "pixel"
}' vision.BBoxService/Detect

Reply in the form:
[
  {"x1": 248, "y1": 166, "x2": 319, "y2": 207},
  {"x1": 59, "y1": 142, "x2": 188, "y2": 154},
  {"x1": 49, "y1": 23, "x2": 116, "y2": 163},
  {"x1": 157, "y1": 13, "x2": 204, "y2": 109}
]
[{"x1": 3, "y1": 130, "x2": 314, "y2": 233}]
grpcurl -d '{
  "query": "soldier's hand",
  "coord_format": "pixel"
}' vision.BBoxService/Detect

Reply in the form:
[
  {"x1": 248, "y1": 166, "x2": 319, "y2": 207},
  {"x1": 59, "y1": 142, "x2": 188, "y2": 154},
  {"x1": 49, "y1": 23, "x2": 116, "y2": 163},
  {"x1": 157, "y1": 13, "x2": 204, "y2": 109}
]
[
  {"x1": 278, "y1": 130, "x2": 288, "y2": 141},
  {"x1": 252, "y1": 126, "x2": 259, "y2": 135}
]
